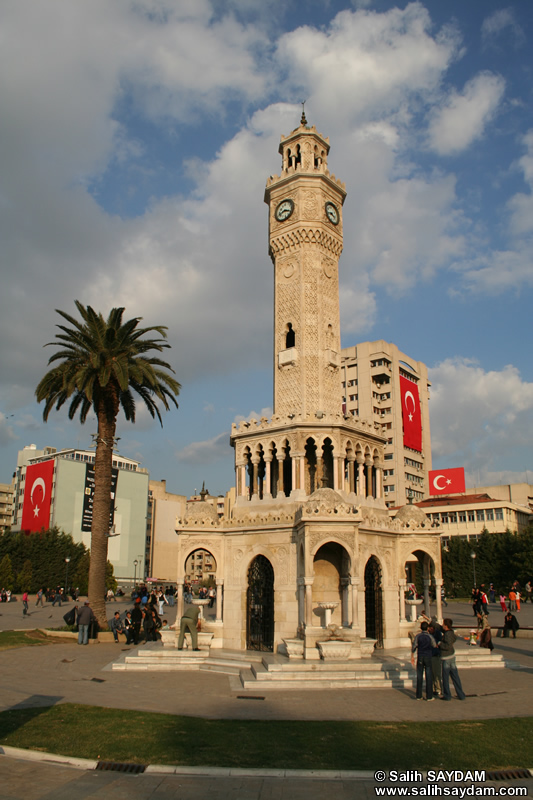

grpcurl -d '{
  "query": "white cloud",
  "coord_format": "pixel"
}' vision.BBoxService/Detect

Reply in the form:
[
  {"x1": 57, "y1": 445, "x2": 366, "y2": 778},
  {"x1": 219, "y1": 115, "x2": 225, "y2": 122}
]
[
  {"x1": 176, "y1": 431, "x2": 229, "y2": 464},
  {"x1": 429, "y1": 358, "x2": 533, "y2": 474},
  {"x1": 481, "y1": 8, "x2": 525, "y2": 48},
  {"x1": 0, "y1": 413, "x2": 18, "y2": 448},
  {"x1": 428, "y1": 72, "x2": 505, "y2": 155}
]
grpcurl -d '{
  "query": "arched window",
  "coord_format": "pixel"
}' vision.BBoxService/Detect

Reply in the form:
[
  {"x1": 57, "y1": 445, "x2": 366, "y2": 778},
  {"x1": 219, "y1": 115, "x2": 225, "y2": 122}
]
[{"x1": 285, "y1": 323, "x2": 295, "y2": 349}]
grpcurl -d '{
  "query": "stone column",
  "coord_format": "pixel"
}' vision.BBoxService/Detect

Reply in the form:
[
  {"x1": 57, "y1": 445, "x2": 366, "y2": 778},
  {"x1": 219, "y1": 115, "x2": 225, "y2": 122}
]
[
  {"x1": 435, "y1": 578, "x2": 443, "y2": 621},
  {"x1": 375, "y1": 463, "x2": 382, "y2": 499},
  {"x1": 341, "y1": 578, "x2": 350, "y2": 626},
  {"x1": 365, "y1": 459, "x2": 373, "y2": 498},
  {"x1": 333, "y1": 456, "x2": 339, "y2": 490},
  {"x1": 304, "y1": 578, "x2": 314, "y2": 626},
  {"x1": 292, "y1": 455, "x2": 297, "y2": 491},
  {"x1": 297, "y1": 578, "x2": 305, "y2": 628},
  {"x1": 215, "y1": 579, "x2": 224, "y2": 622},
  {"x1": 241, "y1": 465, "x2": 247, "y2": 497},
  {"x1": 398, "y1": 578, "x2": 407, "y2": 621},
  {"x1": 277, "y1": 455, "x2": 284, "y2": 497},
  {"x1": 350, "y1": 577, "x2": 360, "y2": 629},
  {"x1": 423, "y1": 578, "x2": 431, "y2": 618},
  {"x1": 357, "y1": 459, "x2": 366, "y2": 497},
  {"x1": 251, "y1": 457, "x2": 259, "y2": 499},
  {"x1": 347, "y1": 458, "x2": 355, "y2": 493},
  {"x1": 264, "y1": 458, "x2": 272, "y2": 499},
  {"x1": 177, "y1": 581, "x2": 184, "y2": 620}
]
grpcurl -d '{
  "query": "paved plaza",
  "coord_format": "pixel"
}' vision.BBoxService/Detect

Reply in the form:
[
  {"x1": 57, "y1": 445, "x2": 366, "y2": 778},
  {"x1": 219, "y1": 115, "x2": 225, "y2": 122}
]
[{"x1": 0, "y1": 596, "x2": 532, "y2": 799}]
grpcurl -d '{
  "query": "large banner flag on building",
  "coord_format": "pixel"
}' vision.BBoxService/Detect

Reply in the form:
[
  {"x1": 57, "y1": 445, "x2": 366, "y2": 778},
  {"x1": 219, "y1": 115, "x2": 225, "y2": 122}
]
[
  {"x1": 428, "y1": 467, "x2": 466, "y2": 496},
  {"x1": 399, "y1": 374, "x2": 422, "y2": 452},
  {"x1": 21, "y1": 460, "x2": 54, "y2": 532},
  {"x1": 81, "y1": 463, "x2": 118, "y2": 532}
]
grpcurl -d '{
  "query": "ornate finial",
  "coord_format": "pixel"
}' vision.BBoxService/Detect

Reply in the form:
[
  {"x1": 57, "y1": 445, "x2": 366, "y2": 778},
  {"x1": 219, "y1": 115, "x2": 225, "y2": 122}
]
[
  {"x1": 200, "y1": 481, "x2": 208, "y2": 501},
  {"x1": 300, "y1": 100, "x2": 307, "y2": 126}
]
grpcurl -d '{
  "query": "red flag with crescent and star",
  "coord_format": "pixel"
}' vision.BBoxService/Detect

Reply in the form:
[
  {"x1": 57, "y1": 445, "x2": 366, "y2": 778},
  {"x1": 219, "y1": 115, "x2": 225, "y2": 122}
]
[
  {"x1": 399, "y1": 375, "x2": 422, "y2": 452},
  {"x1": 428, "y1": 467, "x2": 466, "y2": 496},
  {"x1": 21, "y1": 460, "x2": 54, "y2": 532}
]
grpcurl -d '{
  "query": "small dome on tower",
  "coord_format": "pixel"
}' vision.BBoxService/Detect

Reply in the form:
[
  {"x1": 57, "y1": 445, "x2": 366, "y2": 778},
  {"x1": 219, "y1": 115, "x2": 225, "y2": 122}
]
[{"x1": 394, "y1": 502, "x2": 428, "y2": 528}]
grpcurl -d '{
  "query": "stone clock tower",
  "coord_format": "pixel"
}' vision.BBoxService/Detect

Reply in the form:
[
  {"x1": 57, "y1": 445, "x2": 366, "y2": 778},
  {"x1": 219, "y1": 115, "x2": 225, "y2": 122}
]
[{"x1": 264, "y1": 112, "x2": 346, "y2": 418}]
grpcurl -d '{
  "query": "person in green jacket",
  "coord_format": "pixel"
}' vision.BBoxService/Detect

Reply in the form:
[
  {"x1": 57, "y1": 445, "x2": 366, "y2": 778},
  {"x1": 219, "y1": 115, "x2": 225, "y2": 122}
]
[{"x1": 177, "y1": 605, "x2": 201, "y2": 650}]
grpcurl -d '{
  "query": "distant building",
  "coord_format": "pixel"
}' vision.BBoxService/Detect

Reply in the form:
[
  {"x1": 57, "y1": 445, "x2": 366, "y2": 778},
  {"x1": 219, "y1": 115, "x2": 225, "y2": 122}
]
[
  {"x1": 401, "y1": 492, "x2": 532, "y2": 546},
  {"x1": 12, "y1": 444, "x2": 149, "y2": 584},
  {"x1": 0, "y1": 479, "x2": 14, "y2": 531},
  {"x1": 341, "y1": 341, "x2": 432, "y2": 507},
  {"x1": 146, "y1": 480, "x2": 187, "y2": 581}
]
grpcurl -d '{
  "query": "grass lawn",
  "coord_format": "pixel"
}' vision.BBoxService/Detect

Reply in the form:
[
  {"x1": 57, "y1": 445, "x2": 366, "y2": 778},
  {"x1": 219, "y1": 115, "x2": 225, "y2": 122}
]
[
  {"x1": 0, "y1": 704, "x2": 531, "y2": 770},
  {"x1": 0, "y1": 630, "x2": 65, "y2": 651}
]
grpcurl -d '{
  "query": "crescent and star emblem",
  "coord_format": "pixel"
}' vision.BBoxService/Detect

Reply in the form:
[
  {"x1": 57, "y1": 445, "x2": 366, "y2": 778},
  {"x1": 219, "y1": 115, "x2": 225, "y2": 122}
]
[
  {"x1": 433, "y1": 475, "x2": 452, "y2": 491},
  {"x1": 404, "y1": 390, "x2": 416, "y2": 422},
  {"x1": 30, "y1": 477, "x2": 46, "y2": 518}
]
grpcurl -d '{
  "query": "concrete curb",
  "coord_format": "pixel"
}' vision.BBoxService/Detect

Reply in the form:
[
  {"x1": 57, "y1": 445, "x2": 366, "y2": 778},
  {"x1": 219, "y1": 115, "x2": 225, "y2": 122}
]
[{"x1": 0, "y1": 745, "x2": 98, "y2": 770}]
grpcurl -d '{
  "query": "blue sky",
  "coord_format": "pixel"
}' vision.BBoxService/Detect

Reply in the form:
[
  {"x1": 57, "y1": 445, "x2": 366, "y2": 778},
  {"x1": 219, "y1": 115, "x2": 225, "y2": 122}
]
[{"x1": 1, "y1": 0, "x2": 532, "y2": 497}]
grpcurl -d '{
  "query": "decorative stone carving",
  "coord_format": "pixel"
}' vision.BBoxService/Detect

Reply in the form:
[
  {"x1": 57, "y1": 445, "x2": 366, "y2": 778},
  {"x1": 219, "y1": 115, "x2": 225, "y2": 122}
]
[{"x1": 183, "y1": 501, "x2": 220, "y2": 527}]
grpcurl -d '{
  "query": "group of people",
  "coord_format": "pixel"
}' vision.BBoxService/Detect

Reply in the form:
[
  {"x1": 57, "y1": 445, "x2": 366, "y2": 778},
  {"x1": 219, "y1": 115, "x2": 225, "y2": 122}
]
[{"x1": 412, "y1": 617, "x2": 466, "y2": 702}]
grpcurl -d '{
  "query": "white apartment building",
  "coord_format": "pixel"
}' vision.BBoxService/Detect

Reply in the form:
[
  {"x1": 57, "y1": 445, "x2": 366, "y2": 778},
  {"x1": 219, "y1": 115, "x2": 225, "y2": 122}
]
[{"x1": 341, "y1": 341, "x2": 432, "y2": 508}]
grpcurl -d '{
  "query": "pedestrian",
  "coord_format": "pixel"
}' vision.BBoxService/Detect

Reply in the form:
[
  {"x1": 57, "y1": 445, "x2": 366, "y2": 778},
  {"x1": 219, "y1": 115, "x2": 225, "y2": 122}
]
[
  {"x1": 503, "y1": 611, "x2": 519, "y2": 639},
  {"x1": 142, "y1": 608, "x2": 157, "y2": 642},
  {"x1": 428, "y1": 619, "x2": 443, "y2": 697},
  {"x1": 489, "y1": 583, "x2": 495, "y2": 604},
  {"x1": 35, "y1": 588, "x2": 44, "y2": 607},
  {"x1": 499, "y1": 593, "x2": 507, "y2": 613},
  {"x1": 208, "y1": 585, "x2": 216, "y2": 608},
  {"x1": 525, "y1": 581, "x2": 532, "y2": 604},
  {"x1": 412, "y1": 621, "x2": 436, "y2": 701},
  {"x1": 22, "y1": 590, "x2": 29, "y2": 616},
  {"x1": 515, "y1": 591, "x2": 521, "y2": 612},
  {"x1": 52, "y1": 589, "x2": 63, "y2": 607},
  {"x1": 480, "y1": 586, "x2": 489, "y2": 615},
  {"x1": 177, "y1": 604, "x2": 201, "y2": 651},
  {"x1": 76, "y1": 601, "x2": 96, "y2": 645},
  {"x1": 509, "y1": 589, "x2": 517, "y2": 612},
  {"x1": 478, "y1": 614, "x2": 494, "y2": 651},
  {"x1": 110, "y1": 611, "x2": 125, "y2": 643},
  {"x1": 439, "y1": 618, "x2": 466, "y2": 701},
  {"x1": 440, "y1": 586, "x2": 448, "y2": 608},
  {"x1": 123, "y1": 611, "x2": 134, "y2": 644},
  {"x1": 130, "y1": 599, "x2": 143, "y2": 644}
]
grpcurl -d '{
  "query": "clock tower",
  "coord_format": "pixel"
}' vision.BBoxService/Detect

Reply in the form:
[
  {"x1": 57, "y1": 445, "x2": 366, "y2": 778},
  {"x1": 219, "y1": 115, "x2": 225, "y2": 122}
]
[{"x1": 264, "y1": 111, "x2": 346, "y2": 419}]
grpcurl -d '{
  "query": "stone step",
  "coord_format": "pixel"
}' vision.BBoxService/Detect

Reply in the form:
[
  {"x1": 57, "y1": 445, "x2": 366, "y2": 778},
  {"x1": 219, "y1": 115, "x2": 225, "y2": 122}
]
[{"x1": 240, "y1": 675, "x2": 416, "y2": 690}]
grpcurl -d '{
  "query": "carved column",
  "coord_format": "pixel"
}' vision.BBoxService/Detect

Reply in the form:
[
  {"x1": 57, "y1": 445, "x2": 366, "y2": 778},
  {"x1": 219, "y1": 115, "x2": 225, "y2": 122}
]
[
  {"x1": 299, "y1": 455, "x2": 305, "y2": 493},
  {"x1": 264, "y1": 458, "x2": 272, "y2": 498},
  {"x1": 316, "y1": 456, "x2": 323, "y2": 491},
  {"x1": 297, "y1": 577, "x2": 305, "y2": 628},
  {"x1": 341, "y1": 577, "x2": 350, "y2": 626},
  {"x1": 215, "y1": 579, "x2": 224, "y2": 622},
  {"x1": 333, "y1": 456, "x2": 340, "y2": 490},
  {"x1": 251, "y1": 457, "x2": 259, "y2": 499},
  {"x1": 435, "y1": 578, "x2": 443, "y2": 621},
  {"x1": 350, "y1": 577, "x2": 360, "y2": 629},
  {"x1": 365, "y1": 458, "x2": 373, "y2": 498},
  {"x1": 292, "y1": 455, "x2": 297, "y2": 491},
  {"x1": 304, "y1": 578, "x2": 314, "y2": 626},
  {"x1": 398, "y1": 578, "x2": 407, "y2": 621},
  {"x1": 277, "y1": 455, "x2": 284, "y2": 497},
  {"x1": 375, "y1": 463, "x2": 382, "y2": 499},
  {"x1": 357, "y1": 458, "x2": 366, "y2": 497},
  {"x1": 347, "y1": 457, "x2": 355, "y2": 493}
]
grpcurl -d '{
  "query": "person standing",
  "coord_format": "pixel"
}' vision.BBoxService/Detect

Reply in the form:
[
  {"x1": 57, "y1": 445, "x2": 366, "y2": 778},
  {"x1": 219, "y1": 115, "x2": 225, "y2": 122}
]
[
  {"x1": 35, "y1": 588, "x2": 45, "y2": 607},
  {"x1": 177, "y1": 605, "x2": 201, "y2": 651},
  {"x1": 208, "y1": 585, "x2": 216, "y2": 609},
  {"x1": 509, "y1": 589, "x2": 517, "y2": 612},
  {"x1": 515, "y1": 591, "x2": 521, "y2": 612},
  {"x1": 412, "y1": 621, "x2": 436, "y2": 701},
  {"x1": 479, "y1": 614, "x2": 494, "y2": 651},
  {"x1": 110, "y1": 611, "x2": 125, "y2": 643},
  {"x1": 439, "y1": 618, "x2": 466, "y2": 701},
  {"x1": 499, "y1": 593, "x2": 508, "y2": 613},
  {"x1": 22, "y1": 590, "x2": 29, "y2": 616},
  {"x1": 130, "y1": 599, "x2": 143, "y2": 645},
  {"x1": 76, "y1": 601, "x2": 96, "y2": 645},
  {"x1": 525, "y1": 581, "x2": 532, "y2": 604}
]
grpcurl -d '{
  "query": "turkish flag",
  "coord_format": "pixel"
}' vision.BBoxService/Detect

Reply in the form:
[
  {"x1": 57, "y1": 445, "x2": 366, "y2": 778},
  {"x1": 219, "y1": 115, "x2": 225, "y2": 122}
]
[
  {"x1": 399, "y1": 375, "x2": 422, "y2": 452},
  {"x1": 428, "y1": 467, "x2": 466, "y2": 496},
  {"x1": 21, "y1": 460, "x2": 54, "y2": 532}
]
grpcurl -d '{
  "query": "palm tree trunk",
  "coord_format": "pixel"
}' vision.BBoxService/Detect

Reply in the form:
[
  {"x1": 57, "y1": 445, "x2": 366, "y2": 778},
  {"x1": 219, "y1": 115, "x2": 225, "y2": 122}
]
[{"x1": 88, "y1": 411, "x2": 116, "y2": 628}]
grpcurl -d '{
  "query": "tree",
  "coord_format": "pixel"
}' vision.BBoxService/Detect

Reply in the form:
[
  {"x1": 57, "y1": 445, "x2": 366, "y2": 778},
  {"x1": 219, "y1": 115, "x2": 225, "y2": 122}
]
[
  {"x1": 16, "y1": 559, "x2": 33, "y2": 593},
  {"x1": 0, "y1": 553, "x2": 14, "y2": 591},
  {"x1": 35, "y1": 302, "x2": 180, "y2": 626}
]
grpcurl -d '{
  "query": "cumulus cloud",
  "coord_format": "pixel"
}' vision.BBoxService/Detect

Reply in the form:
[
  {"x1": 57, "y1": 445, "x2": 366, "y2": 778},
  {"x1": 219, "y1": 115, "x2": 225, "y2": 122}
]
[
  {"x1": 176, "y1": 431, "x2": 229, "y2": 464},
  {"x1": 429, "y1": 358, "x2": 533, "y2": 477},
  {"x1": 428, "y1": 72, "x2": 505, "y2": 155},
  {"x1": 481, "y1": 8, "x2": 525, "y2": 49}
]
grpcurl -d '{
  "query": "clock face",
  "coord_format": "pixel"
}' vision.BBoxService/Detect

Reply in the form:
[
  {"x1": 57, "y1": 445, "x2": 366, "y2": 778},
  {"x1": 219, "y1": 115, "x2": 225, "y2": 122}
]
[
  {"x1": 325, "y1": 201, "x2": 339, "y2": 225},
  {"x1": 275, "y1": 199, "x2": 294, "y2": 222}
]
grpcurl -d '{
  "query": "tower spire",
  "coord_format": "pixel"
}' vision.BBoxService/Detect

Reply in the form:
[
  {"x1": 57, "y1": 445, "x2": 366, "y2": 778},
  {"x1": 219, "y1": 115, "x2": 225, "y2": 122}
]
[{"x1": 300, "y1": 100, "x2": 307, "y2": 126}]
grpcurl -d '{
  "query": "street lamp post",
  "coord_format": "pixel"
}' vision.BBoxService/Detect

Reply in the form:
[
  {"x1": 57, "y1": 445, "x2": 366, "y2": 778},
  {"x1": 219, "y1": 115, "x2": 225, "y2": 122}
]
[
  {"x1": 65, "y1": 557, "x2": 71, "y2": 597},
  {"x1": 133, "y1": 559, "x2": 138, "y2": 590},
  {"x1": 471, "y1": 551, "x2": 477, "y2": 588}
]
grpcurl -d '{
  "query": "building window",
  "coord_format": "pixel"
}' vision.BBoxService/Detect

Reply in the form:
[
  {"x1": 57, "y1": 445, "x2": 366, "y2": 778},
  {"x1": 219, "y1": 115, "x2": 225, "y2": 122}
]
[
  {"x1": 459, "y1": 512, "x2": 466, "y2": 523},
  {"x1": 486, "y1": 509, "x2": 494, "y2": 521},
  {"x1": 476, "y1": 510, "x2": 485, "y2": 522},
  {"x1": 384, "y1": 453, "x2": 393, "y2": 460},
  {"x1": 495, "y1": 509, "x2": 503, "y2": 520},
  {"x1": 468, "y1": 511, "x2": 475, "y2": 522}
]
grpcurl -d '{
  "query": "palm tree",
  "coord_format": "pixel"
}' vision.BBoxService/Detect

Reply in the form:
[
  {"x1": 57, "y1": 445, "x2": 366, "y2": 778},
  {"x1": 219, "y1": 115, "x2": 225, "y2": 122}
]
[{"x1": 35, "y1": 301, "x2": 180, "y2": 627}]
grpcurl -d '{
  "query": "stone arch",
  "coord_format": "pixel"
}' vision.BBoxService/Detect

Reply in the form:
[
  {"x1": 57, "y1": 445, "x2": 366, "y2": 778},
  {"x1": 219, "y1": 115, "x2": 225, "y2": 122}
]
[
  {"x1": 311, "y1": 541, "x2": 351, "y2": 627},
  {"x1": 402, "y1": 546, "x2": 440, "y2": 616},
  {"x1": 183, "y1": 545, "x2": 219, "y2": 584}
]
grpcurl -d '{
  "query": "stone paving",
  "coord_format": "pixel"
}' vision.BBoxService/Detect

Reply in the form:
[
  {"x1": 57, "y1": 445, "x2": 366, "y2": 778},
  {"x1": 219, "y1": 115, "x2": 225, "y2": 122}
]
[{"x1": 0, "y1": 596, "x2": 532, "y2": 799}]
